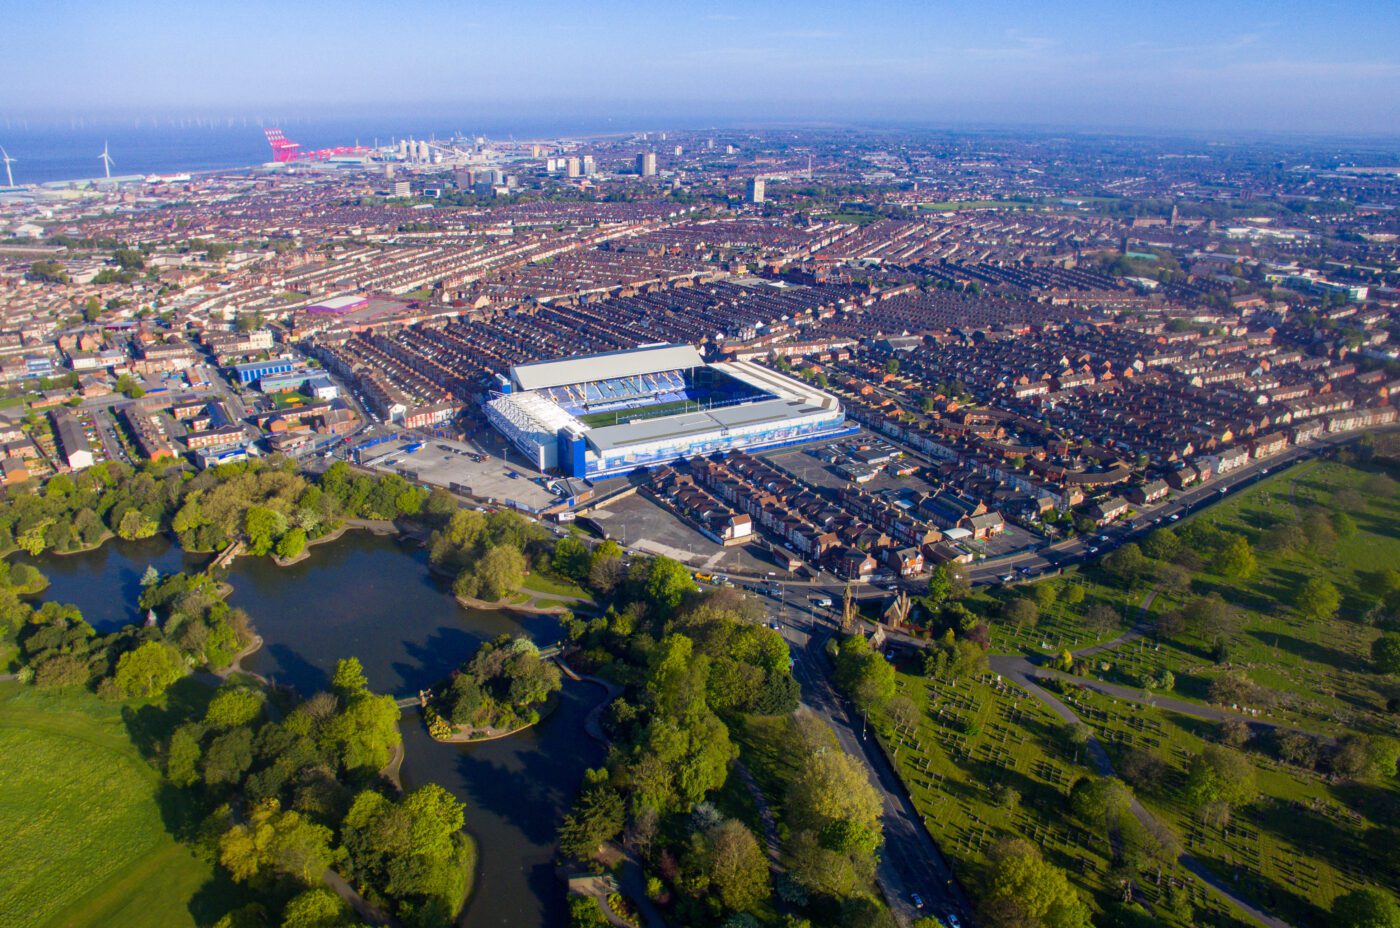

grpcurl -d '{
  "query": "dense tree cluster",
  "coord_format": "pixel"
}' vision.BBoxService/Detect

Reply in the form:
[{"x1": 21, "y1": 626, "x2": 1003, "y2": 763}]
[
  {"x1": 553, "y1": 553, "x2": 872, "y2": 925},
  {"x1": 429, "y1": 635, "x2": 562, "y2": 736},
  {"x1": 0, "y1": 457, "x2": 426, "y2": 561},
  {"x1": 977, "y1": 838, "x2": 1092, "y2": 928},
  {"x1": 163, "y1": 659, "x2": 469, "y2": 927},
  {"x1": 427, "y1": 506, "x2": 550, "y2": 601},
  {"x1": 6, "y1": 566, "x2": 255, "y2": 697}
]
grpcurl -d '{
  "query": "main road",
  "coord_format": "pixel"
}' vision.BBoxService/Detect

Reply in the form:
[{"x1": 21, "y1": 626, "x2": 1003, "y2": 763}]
[{"x1": 774, "y1": 594, "x2": 972, "y2": 926}]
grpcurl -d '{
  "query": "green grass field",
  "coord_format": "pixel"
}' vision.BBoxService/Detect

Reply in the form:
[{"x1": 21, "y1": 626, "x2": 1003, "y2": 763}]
[
  {"x1": 0, "y1": 681, "x2": 242, "y2": 928},
  {"x1": 1073, "y1": 460, "x2": 1399, "y2": 732},
  {"x1": 578, "y1": 399, "x2": 702, "y2": 428},
  {"x1": 983, "y1": 567, "x2": 1160, "y2": 656},
  {"x1": 874, "y1": 668, "x2": 1267, "y2": 926},
  {"x1": 1076, "y1": 690, "x2": 1388, "y2": 926},
  {"x1": 519, "y1": 571, "x2": 591, "y2": 600},
  {"x1": 871, "y1": 458, "x2": 1400, "y2": 926}
]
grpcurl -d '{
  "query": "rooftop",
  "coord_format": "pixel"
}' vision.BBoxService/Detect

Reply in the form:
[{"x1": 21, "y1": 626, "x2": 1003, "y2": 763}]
[{"x1": 510, "y1": 343, "x2": 703, "y2": 392}]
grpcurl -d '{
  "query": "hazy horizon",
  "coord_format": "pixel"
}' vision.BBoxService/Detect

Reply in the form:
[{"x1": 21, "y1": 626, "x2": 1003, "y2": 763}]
[{"x1": 5, "y1": 0, "x2": 1399, "y2": 137}]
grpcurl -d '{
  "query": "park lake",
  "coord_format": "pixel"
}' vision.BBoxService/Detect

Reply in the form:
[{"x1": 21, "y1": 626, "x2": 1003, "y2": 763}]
[{"x1": 22, "y1": 530, "x2": 606, "y2": 928}]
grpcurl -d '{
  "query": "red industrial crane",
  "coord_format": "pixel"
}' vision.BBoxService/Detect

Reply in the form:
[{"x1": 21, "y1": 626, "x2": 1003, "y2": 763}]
[{"x1": 263, "y1": 128, "x2": 369, "y2": 163}]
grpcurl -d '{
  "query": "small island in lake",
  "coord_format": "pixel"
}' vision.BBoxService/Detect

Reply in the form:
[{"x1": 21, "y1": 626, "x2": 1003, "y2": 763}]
[{"x1": 425, "y1": 634, "x2": 563, "y2": 741}]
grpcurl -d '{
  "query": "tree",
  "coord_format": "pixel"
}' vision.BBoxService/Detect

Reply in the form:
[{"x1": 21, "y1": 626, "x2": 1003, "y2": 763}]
[
  {"x1": 1083, "y1": 603, "x2": 1120, "y2": 637},
  {"x1": 833, "y1": 634, "x2": 896, "y2": 714},
  {"x1": 1119, "y1": 814, "x2": 1182, "y2": 884},
  {"x1": 1297, "y1": 576, "x2": 1341, "y2": 622},
  {"x1": 113, "y1": 640, "x2": 187, "y2": 698},
  {"x1": 1373, "y1": 633, "x2": 1400, "y2": 676},
  {"x1": 324, "y1": 688, "x2": 401, "y2": 772},
  {"x1": 1181, "y1": 593, "x2": 1238, "y2": 641},
  {"x1": 1155, "y1": 562, "x2": 1193, "y2": 598},
  {"x1": 166, "y1": 723, "x2": 203, "y2": 787},
  {"x1": 588, "y1": 540, "x2": 625, "y2": 594},
  {"x1": 203, "y1": 727, "x2": 255, "y2": 787},
  {"x1": 1261, "y1": 521, "x2": 1307, "y2": 554},
  {"x1": 218, "y1": 800, "x2": 334, "y2": 885},
  {"x1": 925, "y1": 563, "x2": 968, "y2": 607},
  {"x1": 281, "y1": 887, "x2": 352, "y2": 928},
  {"x1": 551, "y1": 535, "x2": 591, "y2": 583},
  {"x1": 787, "y1": 749, "x2": 883, "y2": 857},
  {"x1": 1141, "y1": 527, "x2": 1180, "y2": 561},
  {"x1": 244, "y1": 505, "x2": 286, "y2": 557},
  {"x1": 340, "y1": 785, "x2": 468, "y2": 921},
  {"x1": 646, "y1": 556, "x2": 694, "y2": 616},
  {"x1": 698, "y1": 820, "x2": 770, "y2": 912},
  {"x1": 204, "y1": 686, "x2": 264, "y2": 729},
  {"x1": 1185, "y1": 745, "x2": 1256, "y2": 811},
  {"x1": 1276, "y1": 730, "x2": 1322, "y2": 770},
  {"x1": 1003, "y1": 597, "x2": 1040, "y2": 630},
  {"x1": 275, "y1": 527, "x2": 307, "y2": 560},
  {"x1": 116, "y1": 507, "x2": 158, "y2": 540},
  {"x1": 474, "y1": 544, "x2": 527, "y2": 601},
  {"x1": 114, "y1": 374, "x2": 144, "y2": 399},
  {"x1": 560, "y1": 768, "x2": 624, "y2": 861},
  {"x1": 1217, "y1": 718, "x2": 1251, "y2": 748},
  {"x1": 1332, "y1": 888, "x2": 1400, "y2": 928},
  {"x1": 1331, "y1": 734, "x2": 1400, "y2": 781},
  {"x1": 1104, "y1": 543, "x2": 1149, "y2": 585},
  {"x1": 331, "y1": 657, "x2": 369, "y2": 697},
  {"x1": 1215, "y1": 534, "x2": 1256, "y2": 579},
  {"x1": 979, "y1": 838, "x2": 1091, "y2": 928},
  {"x1": 1119, "y1": 749, "x2": 1169, "y2": 793},
  {"x1": 1069, "y1": 776, "x2": 1131, "y2": 828}
]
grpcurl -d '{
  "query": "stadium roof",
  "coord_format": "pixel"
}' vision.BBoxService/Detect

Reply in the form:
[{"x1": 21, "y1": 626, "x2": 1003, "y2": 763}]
[
  {"x1": 511, "y1": 343, "x2": 703, "y2": 392},
  {"x1": 586, "y1": 397, "x2": 831, "y2": 453}
]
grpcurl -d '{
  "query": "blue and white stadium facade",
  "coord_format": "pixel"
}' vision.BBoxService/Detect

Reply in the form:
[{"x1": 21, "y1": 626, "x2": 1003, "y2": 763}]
[{"x1": 484, "y1": 344, "x2": 852, "y2": 479}]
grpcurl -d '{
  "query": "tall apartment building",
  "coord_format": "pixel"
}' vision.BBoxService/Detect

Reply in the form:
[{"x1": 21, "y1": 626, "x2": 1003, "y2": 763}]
[{"x1": 636, "y1": 152, "x2": 657, "y2": 176}]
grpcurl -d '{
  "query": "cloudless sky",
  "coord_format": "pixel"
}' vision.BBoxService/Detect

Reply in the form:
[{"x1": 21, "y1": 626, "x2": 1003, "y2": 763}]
[{"x1": 4, "y1": 0, "x2": 1398, "y2": 134}]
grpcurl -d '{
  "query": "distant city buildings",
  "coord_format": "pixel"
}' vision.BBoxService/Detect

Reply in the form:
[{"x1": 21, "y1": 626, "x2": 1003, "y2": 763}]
[
  {"x1": 636, "y1": 152, "x2": 657, "y2": 176},
  {"x1": 747, "y1": 176, "x2": 766, "y2": 204}
]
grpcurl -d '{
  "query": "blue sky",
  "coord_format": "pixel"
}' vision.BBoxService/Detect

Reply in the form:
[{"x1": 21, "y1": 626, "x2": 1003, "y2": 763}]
[{"x1": 4, "y1": 0, "x2": 1398, "y2": 133}]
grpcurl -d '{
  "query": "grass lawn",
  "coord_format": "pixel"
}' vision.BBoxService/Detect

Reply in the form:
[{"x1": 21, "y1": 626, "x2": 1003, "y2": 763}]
[
  {"x1": 0, "y1": 681, "x2": 243, "y2": 928},
  {"x1": 577, "y1": 399, "x2": 702, "y2": 429},
  {"x1": 520, "y1": 571, "x2": 591, "y2": 600},
  {"x1": 1071, "y1": 460, "x2": 1400, "y2": 733},
  {"x1": 1075, "y1": 687, "x2": 1394, "y2": 926},
  {"x1": 873, "y1": 670, "x2": 1128, "y2": 914},
  {"x1": 985, "y1": 568, "x2": 1159, "y2": 657},
  {"x1": 874, "y1": 667, "x2": 1276, "y2": 926},
  {"x1": 269, "y1": 391, "x2": 307, "y2": 410}
]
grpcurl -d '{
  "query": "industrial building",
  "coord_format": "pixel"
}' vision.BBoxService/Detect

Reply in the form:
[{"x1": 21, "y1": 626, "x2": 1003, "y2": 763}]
[
  {"x1": 231, "y1": 358, "x2": 296, "y2": 385},
  {"x1": 485, "y1": 343, "x2": 850, "y2": 480}
]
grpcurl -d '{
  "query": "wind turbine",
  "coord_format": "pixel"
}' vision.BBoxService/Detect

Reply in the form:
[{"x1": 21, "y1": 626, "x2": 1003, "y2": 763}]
[
  {"x1": 0, "y1": 146, "x2": 14, "y2": 187},
  {"x1": 99, "y1": 141, "x2": 114, "y2": 179}
]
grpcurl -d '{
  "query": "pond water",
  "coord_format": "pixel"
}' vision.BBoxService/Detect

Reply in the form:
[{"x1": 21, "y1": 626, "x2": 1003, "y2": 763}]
[
  {"x1": 27, "y1": 530, "x2": 604, "y2": 928},
  {"x1": 18, "y1": 538, "x2": 209, "y2": 632}
]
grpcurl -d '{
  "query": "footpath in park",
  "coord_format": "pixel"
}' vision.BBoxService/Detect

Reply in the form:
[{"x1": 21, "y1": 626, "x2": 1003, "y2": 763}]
[{"x1": 987, "y1": 587, "x2": 1297, "y2": 928}]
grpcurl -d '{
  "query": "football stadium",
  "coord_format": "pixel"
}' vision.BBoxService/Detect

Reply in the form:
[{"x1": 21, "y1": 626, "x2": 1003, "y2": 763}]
[{"x1": 484, "y1": 344, "x2": 852, "y2": 479}]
